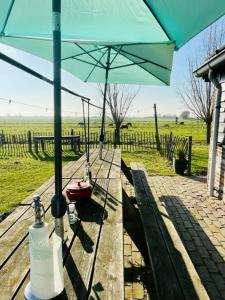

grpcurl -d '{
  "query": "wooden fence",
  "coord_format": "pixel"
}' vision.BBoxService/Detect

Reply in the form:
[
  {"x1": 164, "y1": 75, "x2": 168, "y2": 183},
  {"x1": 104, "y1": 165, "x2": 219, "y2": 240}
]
[
  {"x1": 158, "y1": 133, "x2": 192, "y2": 175},
  {"x1": 0, "y1": 130, "x2": 156, "y2": 156},
  {"x1": 0, "y1": 130, "x2": 192, "y2": 174}
]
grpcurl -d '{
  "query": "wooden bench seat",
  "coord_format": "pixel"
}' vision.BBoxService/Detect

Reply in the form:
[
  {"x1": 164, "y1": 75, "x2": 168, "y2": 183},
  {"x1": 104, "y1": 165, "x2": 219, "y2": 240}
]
[{"x1": 130, "y1": 162, "x2": 209, "y2": 300}]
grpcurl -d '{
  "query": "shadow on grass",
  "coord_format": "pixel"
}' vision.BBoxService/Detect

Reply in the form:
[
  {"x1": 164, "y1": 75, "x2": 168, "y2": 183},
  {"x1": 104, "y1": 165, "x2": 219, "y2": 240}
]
[{"x1": 28, "y1": 149, "x2": 83, "y2": 162}]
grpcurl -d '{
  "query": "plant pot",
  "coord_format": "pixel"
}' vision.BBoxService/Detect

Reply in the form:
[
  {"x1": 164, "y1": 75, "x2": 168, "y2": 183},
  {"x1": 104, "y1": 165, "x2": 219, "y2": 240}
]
[{"x1": 173, "y1": 158, "x2": 188, "y2": 175}]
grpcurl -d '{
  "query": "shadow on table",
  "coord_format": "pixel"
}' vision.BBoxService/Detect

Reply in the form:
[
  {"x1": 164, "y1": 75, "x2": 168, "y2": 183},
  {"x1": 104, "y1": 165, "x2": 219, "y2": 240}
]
[{"x1": 62, "y1": 242, "x2": 88, "y2": 299}]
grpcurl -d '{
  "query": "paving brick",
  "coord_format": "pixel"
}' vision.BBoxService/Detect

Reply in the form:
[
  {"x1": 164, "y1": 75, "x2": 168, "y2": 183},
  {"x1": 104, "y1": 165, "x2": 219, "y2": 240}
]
[
  {"x1": 205, "y1": 281, "x2": 221, "y2": 299},
  {"x1": 124, "y1": 244, "x2": 132, "y2": 256},
  {"x1": 133, "y1": 282, "x2": 145, "y2": 300},
  {"x1": 184, "y1": 240, "x2": 196, "y2": 251},
  {"x1": 130, "y1": 175, "x2": 225, "y2": 299},
  {"x1": 125, "y1": 285, "x2": 133, "y2": 300},
  {"x1": 203, "y1": 259, "x2": 218, "y2": 273},
  {"x1": 189, "y1": 251, "x2": 203, "y2": 266},
  {"x1": 209, "y1": 250, "x2": 224, "y2": 263},
  {"x1": 197, "y1": 246, "x2": 210, "y2": 258},
  {"x1": 211, "y1": 273, "x2": 225, "y2": 292},
  {"x1": 217, "y1": 262, "x2": 225, "y2": 278},
  {"x1": 196, "y1": 265, "x2": 211, "y2": 281}
]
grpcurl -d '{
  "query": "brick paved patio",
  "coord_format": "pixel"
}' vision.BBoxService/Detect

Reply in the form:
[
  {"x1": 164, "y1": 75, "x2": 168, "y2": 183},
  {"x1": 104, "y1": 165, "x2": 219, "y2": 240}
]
[
  {"x1": 149, "y1": 175, "x2": 225, "y2": 300},
  {"x1": 123, "y1": 174, "x2": 225, "y2": 299}
]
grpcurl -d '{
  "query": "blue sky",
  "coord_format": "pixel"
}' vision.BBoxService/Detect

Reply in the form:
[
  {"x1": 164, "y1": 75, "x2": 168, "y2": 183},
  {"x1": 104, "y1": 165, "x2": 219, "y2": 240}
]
[{"x1": 0, "y1": 15, "x2": 224, "y2": 118}]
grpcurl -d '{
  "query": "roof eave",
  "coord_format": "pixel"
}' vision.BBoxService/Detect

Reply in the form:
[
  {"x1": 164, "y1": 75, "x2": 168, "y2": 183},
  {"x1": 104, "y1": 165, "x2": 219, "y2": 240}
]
[{"x1": 193, "y1": 48, "x2": 225, "y2": 81}]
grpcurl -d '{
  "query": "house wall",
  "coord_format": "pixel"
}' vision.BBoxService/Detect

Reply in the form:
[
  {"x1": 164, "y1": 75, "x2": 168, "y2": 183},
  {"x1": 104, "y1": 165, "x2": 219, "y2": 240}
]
[{"x1": 211, "y1": 73, "x2": 225, "y2": 199}]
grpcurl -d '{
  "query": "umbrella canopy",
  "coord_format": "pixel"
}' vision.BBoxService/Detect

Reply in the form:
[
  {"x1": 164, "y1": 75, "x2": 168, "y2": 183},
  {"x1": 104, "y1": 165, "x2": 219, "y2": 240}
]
[
  {"x1": 0, "y1": 38, "x2": 175, "y2": 85},
  {"x1": 1, "y1": 1, "x2": 225, "y2": 51},
  {"x1": 1, "y1": 1, "x2": 225, "y2": 85}
]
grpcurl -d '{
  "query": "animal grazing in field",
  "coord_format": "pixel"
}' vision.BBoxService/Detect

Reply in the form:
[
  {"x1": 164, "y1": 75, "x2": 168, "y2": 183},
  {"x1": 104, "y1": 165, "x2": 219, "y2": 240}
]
[
  {"x1": 120, "y1": 125, "x2": 129, "y2": 130},
  {"x1": 78, "y1": 122, "x2": 84, "y2": 127},
  {"x1": 163, "y1": 124, "x2": 170, "y2": 128},
  {"x1": 179, "y1": 122, "x2": 184, "y2": 125},
  {"x1": 108, "y1": 123, "x2": 114, "y2": 127},
  {"x1": 126, "y1": 122, "x2": 132, "y2": 127}
]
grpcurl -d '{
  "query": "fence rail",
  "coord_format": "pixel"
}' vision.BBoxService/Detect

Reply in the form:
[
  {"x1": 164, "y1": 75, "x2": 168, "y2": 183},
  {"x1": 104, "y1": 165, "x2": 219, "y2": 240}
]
[
  {"x1": 0, "y1": 130, "x2": 156, "y2": 156},
  {"x1": 0, "y1": 129, "x2": 192, "y2": 174}
]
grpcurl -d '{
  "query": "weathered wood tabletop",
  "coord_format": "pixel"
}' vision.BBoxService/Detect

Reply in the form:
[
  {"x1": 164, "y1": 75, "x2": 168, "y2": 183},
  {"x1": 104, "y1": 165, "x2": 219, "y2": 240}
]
[{"x1": 0, "y1": 148, "x2": 123, "y2": 300}]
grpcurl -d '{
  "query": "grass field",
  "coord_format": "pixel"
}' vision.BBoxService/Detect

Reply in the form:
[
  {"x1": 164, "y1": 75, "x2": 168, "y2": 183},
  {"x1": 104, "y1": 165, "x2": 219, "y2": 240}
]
[
  {"x1": 0, "y1": 119, "x2": 206, "y2": 141},
  {"x1": 0, "y1": 119, "x2": 208, "y2": 215}
]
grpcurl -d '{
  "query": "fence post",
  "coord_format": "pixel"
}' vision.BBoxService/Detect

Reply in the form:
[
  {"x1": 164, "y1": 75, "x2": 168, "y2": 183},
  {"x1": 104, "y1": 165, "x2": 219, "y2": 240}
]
[
  {"x1": 169, "y1": 132, "x2": 173, "y2": 160},
  {"x1": 187, "y1": 136, "x2": 192, "y2": 176},
  {"x1": 27, "y1": 130, "x2": 32, "y2": 152},
  {"x1": 153, "y1": 104, "x2": 160, "y2": 151}
]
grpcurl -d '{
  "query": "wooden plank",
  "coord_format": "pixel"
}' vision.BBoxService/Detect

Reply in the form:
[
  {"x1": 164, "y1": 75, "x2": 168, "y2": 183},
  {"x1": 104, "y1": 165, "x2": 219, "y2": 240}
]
[
  {"x1": 62, "y1": 179, "x2": 109, "y2": 300},
  {"x1": 0, "y1": 178, "x2": 71, "y2": 269},
  {"x1": 0, "y1": 179, "x2": 70, "y2": 300},
  {"x1": 0, "y1": 150, "x2": 100, "y2": 268},
  {"x1": 12, "y1": 151, "x2": 112, "y2": 299},
  {"x1": 95, "y1": 149, "x2": 115, "y2": 179},
  {"x1": 108, "y1": 148, "x2": 121, "y2": 179},
  {"x1": 2, "y1": 149, "x2": 122, "y2": 299},
  {"x1": 89, "y1": 179, "x2": 124, "y2": 300},
  {"x1": 131, "y1": 162, "x2": 184, "y2": 300},
  {"x1": 66, "y1": 149, "x2": 99, "y2": 179},
  {"x1": 12, "y1": 179, "x2": 109, "y2": 300}
]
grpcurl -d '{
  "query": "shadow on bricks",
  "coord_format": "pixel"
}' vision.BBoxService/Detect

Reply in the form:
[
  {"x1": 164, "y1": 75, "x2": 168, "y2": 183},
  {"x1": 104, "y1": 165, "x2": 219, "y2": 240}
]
[{"x1": 160, "y1": 195, "x2": 225, "y2": 300}]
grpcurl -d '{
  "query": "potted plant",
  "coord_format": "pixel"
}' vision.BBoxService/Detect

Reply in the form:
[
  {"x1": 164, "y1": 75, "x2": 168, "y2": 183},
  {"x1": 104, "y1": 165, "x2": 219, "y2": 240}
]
[{"x1": 173, "y1": 147, "x2": 188, "y2": 175}]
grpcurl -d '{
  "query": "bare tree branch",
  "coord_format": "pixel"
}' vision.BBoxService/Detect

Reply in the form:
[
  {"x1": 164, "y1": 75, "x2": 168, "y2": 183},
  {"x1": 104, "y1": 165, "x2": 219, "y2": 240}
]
[
  {"x1": 179, "y1": 21, "x2": 225, "y2": 143},
  {"x1": 98, "y1": 83, "x2": 140, "y2": 145}
]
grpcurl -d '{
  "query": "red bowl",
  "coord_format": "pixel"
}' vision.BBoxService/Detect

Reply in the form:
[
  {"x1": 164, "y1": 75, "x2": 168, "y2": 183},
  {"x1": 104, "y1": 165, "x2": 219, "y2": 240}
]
[{"x1": 66, "y1": 180, "x2": 93, "y2": 201}]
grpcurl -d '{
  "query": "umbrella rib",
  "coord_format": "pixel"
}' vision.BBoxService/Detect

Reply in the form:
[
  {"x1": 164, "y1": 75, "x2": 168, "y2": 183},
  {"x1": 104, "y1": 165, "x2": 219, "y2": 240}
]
[
  {"x1": 142, "y1": 0, "x2": 172, "y2": 41},
  {"x1": 61, "y1": 46, "x2": 106, "y2": 61},
  {"x1": 71, "y1": 57, "x2": 105, "y2": 69},
  {"x1": 110, "y1": 61, "x2": 149, "y2": 70},
  {"x1": 109, "y1": 46, "x2": 123, "y2": 67},
  {"x1": 74, "y1": 43, "x2": 106, "y2": 68},
  {"x1": 111, "y1": 46, "x2": 171, "y2": 71},
  {"x1": 1, "y1": 0, "x2": 15, "y2": 34},
  {"x1": 84, "y1": 48, "x2": 108, "y2": 82}
]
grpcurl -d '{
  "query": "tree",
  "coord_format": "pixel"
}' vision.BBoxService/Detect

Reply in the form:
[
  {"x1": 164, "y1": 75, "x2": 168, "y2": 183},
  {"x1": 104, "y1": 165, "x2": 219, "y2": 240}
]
[
  {"x1": 180, "y1": 110, "x2": 190, "y2": 119},
  {"x1": 98, "y1": 84, "x2": 139, "y2": 146},
  {"x1": 179, "y1": 21, "x2": 225, "y2": 144}
]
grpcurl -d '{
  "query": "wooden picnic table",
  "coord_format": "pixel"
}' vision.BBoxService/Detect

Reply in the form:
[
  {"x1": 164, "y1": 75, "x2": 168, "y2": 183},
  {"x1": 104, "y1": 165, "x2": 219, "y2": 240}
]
[
  {"x1": 33, "y1": 135, "x2": 80, "y2": 153},
  {"x1": 0, "y1": 148, "x2": 123, "y2": 300}
]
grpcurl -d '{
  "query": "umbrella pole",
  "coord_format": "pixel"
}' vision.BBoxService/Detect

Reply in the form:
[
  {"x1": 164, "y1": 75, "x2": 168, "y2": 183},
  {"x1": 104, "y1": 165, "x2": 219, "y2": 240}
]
[
  {"x1": 51, "y1": 0, "x2": 67, "y2": 239},
  {"x1": 99, "y1": 47, "x2": 111, "y2": 159}
]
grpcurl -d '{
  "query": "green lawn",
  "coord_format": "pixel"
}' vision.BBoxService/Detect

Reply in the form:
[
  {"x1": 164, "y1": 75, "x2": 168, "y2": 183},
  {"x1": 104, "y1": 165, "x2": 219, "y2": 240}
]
[
  {"x1": 122, "y1": 150, "x2": 175, "y2": 176},
  {"x1": 0, "y1": 119, "x2": 207, "y2": 141},
  {"x1": 0, "y1": 152, "x2": 81, "y2": 215},
  {"x1": 0, "y1": 119, "x2": 209, "y2": 215}
]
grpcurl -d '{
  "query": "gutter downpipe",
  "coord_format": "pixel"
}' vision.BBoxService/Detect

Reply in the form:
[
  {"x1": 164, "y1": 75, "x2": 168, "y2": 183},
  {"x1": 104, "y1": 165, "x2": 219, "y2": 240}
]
[{"x1": 208, "y1": 68, "x2": 222, "y2": 196}]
